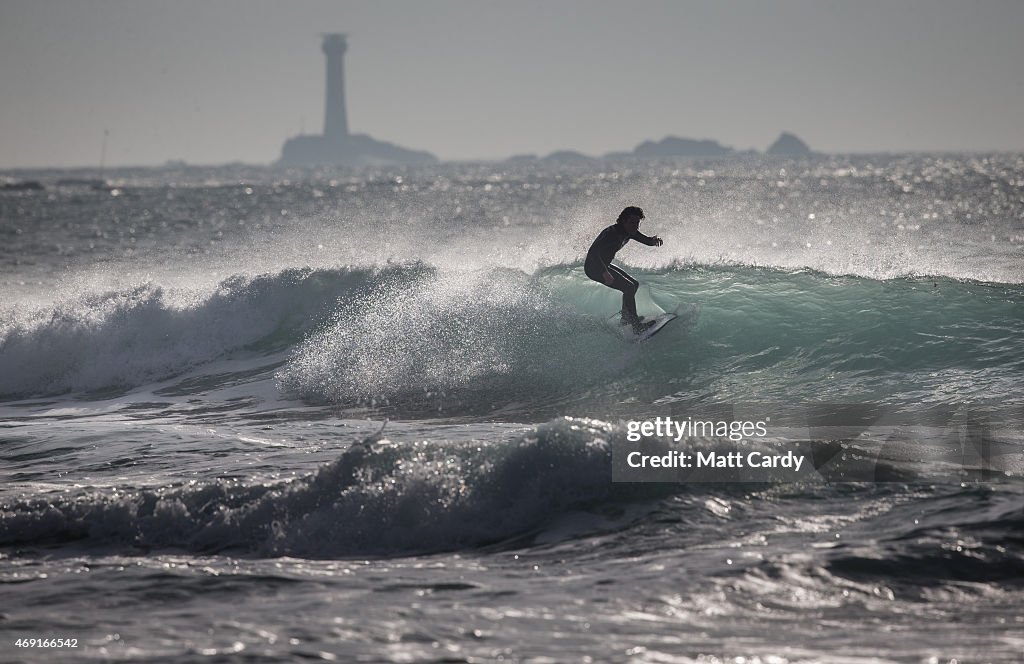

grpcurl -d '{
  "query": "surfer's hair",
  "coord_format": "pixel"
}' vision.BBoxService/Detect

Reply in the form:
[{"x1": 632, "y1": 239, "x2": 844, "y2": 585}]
[{"x1": 616, "y1": 206, "x2": 645, "y2": 224}]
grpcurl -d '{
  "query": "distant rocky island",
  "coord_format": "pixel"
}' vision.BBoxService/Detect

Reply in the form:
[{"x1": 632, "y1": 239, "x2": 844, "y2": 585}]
[
  {"x1": 502, "y1": 132, "x2": 813, "y2": 165},
  {"x1": 280, "y1": 132, "x2": 436, "y2": 168},
  {"x1": 766, "y1": 132, "x2": 813, "y2": 156},
  {"x1": 634, "y1": 136, "x2": 739, "y2": 158}
]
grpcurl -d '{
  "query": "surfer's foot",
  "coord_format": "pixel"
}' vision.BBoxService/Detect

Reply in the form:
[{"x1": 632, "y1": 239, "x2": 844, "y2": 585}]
[{"x1": 620, "y1": 315, "x2": 645, "y2": 326}]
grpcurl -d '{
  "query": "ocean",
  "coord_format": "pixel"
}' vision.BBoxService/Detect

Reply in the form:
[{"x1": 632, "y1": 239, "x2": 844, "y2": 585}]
[{"x1": 1, "y1": 154, "x2": 1022, "y2": 662}]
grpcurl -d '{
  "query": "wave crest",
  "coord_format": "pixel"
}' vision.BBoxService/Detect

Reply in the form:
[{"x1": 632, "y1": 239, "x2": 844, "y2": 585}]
[{"x1": 0, "y1": 418, "x2": 662, "y2": 556}]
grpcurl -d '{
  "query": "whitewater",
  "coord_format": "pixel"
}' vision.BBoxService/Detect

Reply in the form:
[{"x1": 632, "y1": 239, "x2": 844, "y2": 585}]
[{"x1": 1, "y1": 155, "x2": 1022, "y2": 662}]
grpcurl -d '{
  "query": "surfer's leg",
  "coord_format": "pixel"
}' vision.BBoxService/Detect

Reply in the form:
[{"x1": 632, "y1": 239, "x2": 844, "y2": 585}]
[{"x1": 606, "y1": 266, "x2": 641, "y2": 329}]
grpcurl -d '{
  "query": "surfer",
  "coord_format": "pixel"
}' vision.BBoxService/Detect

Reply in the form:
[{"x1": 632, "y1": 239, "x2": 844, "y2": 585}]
[{"x1": 584, "y1": 206, "x2": 664, "y2": 334}]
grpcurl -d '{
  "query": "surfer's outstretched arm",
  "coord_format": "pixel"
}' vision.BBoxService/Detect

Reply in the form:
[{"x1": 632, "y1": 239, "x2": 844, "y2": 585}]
[{"x1": 632, "y1": 230, "x2": 664, "y2": 247}]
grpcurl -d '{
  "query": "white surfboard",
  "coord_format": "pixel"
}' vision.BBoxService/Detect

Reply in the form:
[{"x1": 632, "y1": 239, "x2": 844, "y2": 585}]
[
  {"x1": 635, "y1": 312, "x2": 678, "y2": 342},
  {"x1": 606, "y1": 303, "x2": 701, "y2": 343}
]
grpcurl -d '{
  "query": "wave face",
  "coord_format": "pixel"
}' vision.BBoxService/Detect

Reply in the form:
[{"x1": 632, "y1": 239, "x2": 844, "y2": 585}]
[
  {"x1": 0, "y1": 419, "x2": 657, "y2": 556},
  {"x1": 276, "y1": 266, "x2": 601, "y2": 414},
  {"x1": 277, "y1": 263, "x2": 1024, "y2": 417},
  {"x1": 3, "y1": 416, "x2": 1021, "y2": 568},
  {"x1": 0, "y1": 266, "x2": 411, "y2": 396},
  {"x1": 3, "y1": 263, "x2": 1023, "y2": 418}
]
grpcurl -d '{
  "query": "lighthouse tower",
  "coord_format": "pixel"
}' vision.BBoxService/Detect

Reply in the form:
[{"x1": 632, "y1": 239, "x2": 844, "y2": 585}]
[
  {"x1": 322, "y1": 34, "x2": 349, "y2": 140},
  {"x1": 278, "y1": 33, "x2": 436, "y2": 165}
]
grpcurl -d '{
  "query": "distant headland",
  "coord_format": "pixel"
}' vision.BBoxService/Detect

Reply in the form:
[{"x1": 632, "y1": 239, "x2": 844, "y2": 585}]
[{"x1": 502, "y1": 132, "x2": 813, "y2": 166}]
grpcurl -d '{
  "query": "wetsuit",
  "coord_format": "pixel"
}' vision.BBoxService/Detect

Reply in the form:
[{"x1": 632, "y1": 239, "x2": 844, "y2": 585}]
[{"x1": 584, "y1": 223, "x2": 660, "y2": 329}]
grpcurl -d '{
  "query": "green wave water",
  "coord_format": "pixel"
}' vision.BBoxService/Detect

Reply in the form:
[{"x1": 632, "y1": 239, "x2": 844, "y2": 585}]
[{"x1": 279, "y1": 262, "x2": 1024, "y2": 420}]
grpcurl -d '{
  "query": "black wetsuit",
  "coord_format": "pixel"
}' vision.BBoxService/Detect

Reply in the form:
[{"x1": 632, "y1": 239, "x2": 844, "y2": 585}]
[{"x1": 584, "y1": 223, "x2": 660, "y2": 328}]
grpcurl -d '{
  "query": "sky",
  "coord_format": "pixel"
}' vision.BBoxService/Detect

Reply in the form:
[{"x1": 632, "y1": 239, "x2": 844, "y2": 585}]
[{"x1": 1, "y1": 0, "x2": 1022, "y2": 168}]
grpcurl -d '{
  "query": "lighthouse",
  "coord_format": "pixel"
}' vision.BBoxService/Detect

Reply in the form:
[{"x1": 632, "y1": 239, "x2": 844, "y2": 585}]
[
  {"x1": 321, "y1": 34, "x2": 349, "y2": 139},
  {"x1": 278, "y1": 33, "x2": 437, "y2": 166}
]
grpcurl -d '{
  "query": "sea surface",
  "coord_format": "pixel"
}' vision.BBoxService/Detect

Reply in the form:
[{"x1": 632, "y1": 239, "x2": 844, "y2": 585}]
[{"x1": 1, "y1": 155, "x2": 1023, "y2": 662}]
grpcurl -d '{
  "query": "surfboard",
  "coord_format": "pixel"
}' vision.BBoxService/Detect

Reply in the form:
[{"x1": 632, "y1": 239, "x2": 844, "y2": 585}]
[
  {"x1": 605, "y1": 303, "x2": 701, "y2": 343},
  {"x1": 635, "y1": 312, "x2": 677, "y2": 342}
]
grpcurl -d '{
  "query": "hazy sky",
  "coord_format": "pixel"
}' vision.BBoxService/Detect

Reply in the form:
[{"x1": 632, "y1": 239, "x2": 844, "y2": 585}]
[{"x1": 1, "y1": 0, "x2": 1022, "y2": 168}]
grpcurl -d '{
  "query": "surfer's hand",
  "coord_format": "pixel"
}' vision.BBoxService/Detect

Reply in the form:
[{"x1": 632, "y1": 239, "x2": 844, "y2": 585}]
[
  {"x1": 652, "y1": 236, "x2": 664, "y2": 246},
  {"x1": 603, "y1": 270, "x2": 614, "y2": 285}
]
